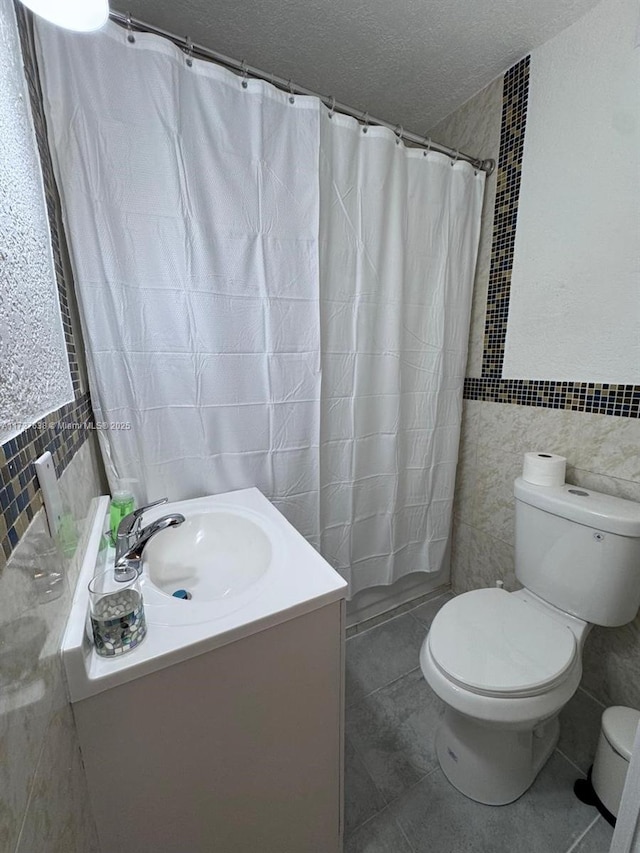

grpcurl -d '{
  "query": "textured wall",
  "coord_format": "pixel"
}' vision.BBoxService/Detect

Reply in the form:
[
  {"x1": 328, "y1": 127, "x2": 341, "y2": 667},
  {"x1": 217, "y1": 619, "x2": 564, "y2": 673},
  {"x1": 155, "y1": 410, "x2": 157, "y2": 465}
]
[
  {"x1": 0, "y1": 4, "x2": 99, "y2": 567},
  {"x1": 0, "y1": 0, "x2": 73, "y2": 442},
  {"x1": 503, "y1": 0, "x2": 640, "y2": 384},
  {"x1": 427, "y1": 76, "x2": 502, "y2": 380},
  {"x1": 431, "y1": 29, "x2": 640, "y2": 712},
  {"x1": 0, "y1": 438, "x2": 102, "y2": 853}
]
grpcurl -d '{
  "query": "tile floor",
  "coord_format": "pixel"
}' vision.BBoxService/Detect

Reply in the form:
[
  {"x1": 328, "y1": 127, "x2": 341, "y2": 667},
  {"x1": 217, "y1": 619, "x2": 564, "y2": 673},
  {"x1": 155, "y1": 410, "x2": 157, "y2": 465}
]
[{"x1": 344, "y1": 594, "x2": 614, "y2": 853}]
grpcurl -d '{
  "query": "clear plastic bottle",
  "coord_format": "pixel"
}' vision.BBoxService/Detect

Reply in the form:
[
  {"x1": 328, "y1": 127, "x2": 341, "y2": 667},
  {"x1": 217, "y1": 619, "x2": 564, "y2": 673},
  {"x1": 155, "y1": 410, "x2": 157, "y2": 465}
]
[{"x1": 109, "y1": 479, "x2": 136, "y2": 544}]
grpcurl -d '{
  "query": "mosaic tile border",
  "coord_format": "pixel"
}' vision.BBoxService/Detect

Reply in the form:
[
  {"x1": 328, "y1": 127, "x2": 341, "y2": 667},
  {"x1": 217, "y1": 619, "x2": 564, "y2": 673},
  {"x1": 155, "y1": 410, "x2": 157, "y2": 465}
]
[
  {"x1": 0, "y1": 7, "x2": 93, "y2": 565},
  {"x1": 0, "y1": 394, "x2": 93, "y2": 560},
  {"x1": 465, "y1": 56, "x2": 640, "y2": 419}
]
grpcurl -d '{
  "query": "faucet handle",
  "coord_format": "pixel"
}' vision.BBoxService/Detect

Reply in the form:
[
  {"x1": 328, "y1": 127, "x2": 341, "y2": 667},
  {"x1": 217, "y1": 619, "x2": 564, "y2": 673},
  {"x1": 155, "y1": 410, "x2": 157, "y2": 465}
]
[
  {"x1": 131, "y1": 497, "x2": 168, "y2": 520},
  {"x1": 116, "y1": 497, "x2": 168, "y2": 541}
]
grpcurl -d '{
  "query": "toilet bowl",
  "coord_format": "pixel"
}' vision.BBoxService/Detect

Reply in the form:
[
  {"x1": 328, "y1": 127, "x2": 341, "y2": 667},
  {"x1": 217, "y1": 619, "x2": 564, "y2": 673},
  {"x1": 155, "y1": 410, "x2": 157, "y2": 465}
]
[
  {"x1": 420, "y1": 477, "x2": 640, "y2": 806},
  {"x1": 420, "y1": 587, "x2": 588, "y2": 804}
]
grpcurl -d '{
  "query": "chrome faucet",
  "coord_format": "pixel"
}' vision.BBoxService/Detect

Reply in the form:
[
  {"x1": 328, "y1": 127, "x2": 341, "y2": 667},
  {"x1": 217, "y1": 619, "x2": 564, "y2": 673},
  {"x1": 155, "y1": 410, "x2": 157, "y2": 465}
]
[{"x1": 114, "y1": 498, "x2": 185, "y2": 582}]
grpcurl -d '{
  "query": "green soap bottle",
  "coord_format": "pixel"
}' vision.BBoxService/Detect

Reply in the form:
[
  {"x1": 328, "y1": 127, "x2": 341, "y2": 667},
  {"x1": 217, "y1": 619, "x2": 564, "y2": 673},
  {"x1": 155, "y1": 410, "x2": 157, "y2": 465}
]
[{"x1": 110, "y1": 480, "x2": 136, "y2": 544}]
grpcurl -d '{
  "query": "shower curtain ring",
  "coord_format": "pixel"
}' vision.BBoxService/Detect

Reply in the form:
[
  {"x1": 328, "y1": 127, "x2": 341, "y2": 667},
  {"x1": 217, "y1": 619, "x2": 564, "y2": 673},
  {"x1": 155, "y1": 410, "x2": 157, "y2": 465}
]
[
  {"x1": 423, "y1": 137, "x2": 432, "y2": 157},
  {"x1": 451, "y1": 149, "x2": 459, "y2": 166},
  {"x1": 241, "y1": 60, "x2": 249, "y2": 88},
  {"x1": 328, "y1": 95, "x2": 336, "y2": 118},
  {"x1": 184, "y1": 37, "x2": 194, "y2": 67},
  {"x1": 395, "y1": 125, "x2": 403, "y2": 145},
  {"x1": 288, "y1": 79, "x2": 295, "y2": 103},
  {"x1": 126, "y1": 12, "x2": 135, "y2": 43},
  {"x1": 361, "y1": 111, "x2": 370, "y2": 133},
  {"x1": 482, "y1": 158, "x2": 496, "y2": 176}
]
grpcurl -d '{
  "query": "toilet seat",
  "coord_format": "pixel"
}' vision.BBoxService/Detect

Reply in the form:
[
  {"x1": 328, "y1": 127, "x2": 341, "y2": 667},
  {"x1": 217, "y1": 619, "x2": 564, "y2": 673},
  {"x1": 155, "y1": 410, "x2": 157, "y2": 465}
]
[{"x1": 428, "y1": 588, "x2": 577, "y2": 699}]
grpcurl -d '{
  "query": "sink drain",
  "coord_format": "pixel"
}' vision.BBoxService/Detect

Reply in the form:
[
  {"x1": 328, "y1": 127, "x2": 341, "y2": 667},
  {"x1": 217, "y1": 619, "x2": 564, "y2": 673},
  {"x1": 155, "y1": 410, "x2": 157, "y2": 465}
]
[{"x1": 171, "y1": 589, "x2": 192, "y2": 600}]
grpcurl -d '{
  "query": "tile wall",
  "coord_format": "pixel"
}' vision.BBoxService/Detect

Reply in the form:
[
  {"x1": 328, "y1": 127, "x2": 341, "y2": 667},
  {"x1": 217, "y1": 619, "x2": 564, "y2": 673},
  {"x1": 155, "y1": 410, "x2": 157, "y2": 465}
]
[
  {"x1": 461, "y1": 56, "x2": 640, "y2": 419},
  {"x1": 429, "y1": 61, "x2": 640, "y2": 719},
  {"x1": 0, "y1": 439, "x2": 103, "y2": 852}
]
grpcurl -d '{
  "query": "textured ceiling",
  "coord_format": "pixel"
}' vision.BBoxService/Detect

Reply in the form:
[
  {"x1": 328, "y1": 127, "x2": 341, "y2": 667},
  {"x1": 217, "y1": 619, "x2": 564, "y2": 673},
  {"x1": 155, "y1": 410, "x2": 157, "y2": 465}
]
[{"x1": 122, "y1": 0, "x2": 600, "y2": 151}]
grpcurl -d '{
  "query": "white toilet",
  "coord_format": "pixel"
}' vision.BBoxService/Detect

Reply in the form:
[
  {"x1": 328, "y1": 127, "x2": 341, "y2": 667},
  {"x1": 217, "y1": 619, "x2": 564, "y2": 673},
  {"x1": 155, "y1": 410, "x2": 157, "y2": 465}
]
[{"x1": 421, "y1": 477, "x2": 640, "y2": 806}]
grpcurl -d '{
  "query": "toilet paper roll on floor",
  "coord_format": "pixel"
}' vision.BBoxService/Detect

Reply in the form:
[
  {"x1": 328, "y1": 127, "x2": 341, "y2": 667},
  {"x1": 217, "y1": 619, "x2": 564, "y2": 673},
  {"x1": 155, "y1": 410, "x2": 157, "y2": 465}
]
[{"x1": 522, "y1": 452, "x2": 567, "y2": 487}]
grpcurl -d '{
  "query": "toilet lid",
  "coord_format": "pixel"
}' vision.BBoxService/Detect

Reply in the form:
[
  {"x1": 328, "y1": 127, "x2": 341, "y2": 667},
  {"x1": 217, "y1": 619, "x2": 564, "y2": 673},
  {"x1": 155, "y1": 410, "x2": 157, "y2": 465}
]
[{"x1": 428, "y1": 588, "x2": 577, "y2": 697}]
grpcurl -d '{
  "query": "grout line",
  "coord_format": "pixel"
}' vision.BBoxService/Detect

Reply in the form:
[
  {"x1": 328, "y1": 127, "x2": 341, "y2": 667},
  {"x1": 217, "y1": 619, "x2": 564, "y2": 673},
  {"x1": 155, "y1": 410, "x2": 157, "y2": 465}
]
[
  {"x1": 346, "y1": 666, "x2": 422, "y2": 712},
  {"x1": 406, "y1": 600, "x2": 453, "y2": 630},
  {"x1": 12, "y1": 716, "x2": 51, "y2": 853},
  {"x1": 555, "y1": 746, "x2": 588, "y2": 777},
  {"x1": 346, "y1": 802, "x2": 398, "y2": 844},
  {"x1": 346, "y1": 701, "x2": 441, "y2": 813},
  {"x1": 576, "y1": 684, "x2": 607, "y2": 710},
  {"x1": 569, "y1": 466, "x2": 640, "y2": 489},
  {"x1": 388, "y1": 770, "x2": 444, "y2": 849},
  {"x1": 344, "y1": 807, "x2": 385, "y2": 842},
  {"x1": 345, "y1": 737, "x2": 389, "y2": 812},
  {"x1": 378, "y1": 762, "x2": 442, "y2": 810},
  {"x1": 407, "y1": 609, "x2": 428, "y2": 629},
  {"x1": 400, "y1": 762, "x2": 442, "y2": 794},
  {"x1": 345, "y1": 794, "x2": 419, "y2": 852},
  {"x1": 395, "y1": 813, "x2": 418, "y2": 853},
  {"x1": 564, "y1": 816, "x2": 602, "y2": 853}
]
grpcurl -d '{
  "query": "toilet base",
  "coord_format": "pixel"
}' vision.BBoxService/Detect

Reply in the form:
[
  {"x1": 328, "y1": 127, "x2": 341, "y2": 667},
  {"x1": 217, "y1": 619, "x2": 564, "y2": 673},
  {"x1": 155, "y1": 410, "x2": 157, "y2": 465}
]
[{"x1": 436, "y1": 707, "x2": 560, "y2": 805}]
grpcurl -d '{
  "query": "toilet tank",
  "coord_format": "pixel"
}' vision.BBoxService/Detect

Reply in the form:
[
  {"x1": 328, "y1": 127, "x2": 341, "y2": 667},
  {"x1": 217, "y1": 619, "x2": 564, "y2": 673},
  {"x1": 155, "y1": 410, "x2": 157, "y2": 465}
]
[{"x1": 514, "y1": 478, "x2": 640, "y2": 627}]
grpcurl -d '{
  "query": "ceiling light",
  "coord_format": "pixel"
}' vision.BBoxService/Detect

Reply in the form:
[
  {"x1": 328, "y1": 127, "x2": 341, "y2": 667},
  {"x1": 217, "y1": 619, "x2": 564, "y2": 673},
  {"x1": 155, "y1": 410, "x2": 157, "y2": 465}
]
[{"x1": 19, "y1": 0, "x2": 109, "y2": 32}]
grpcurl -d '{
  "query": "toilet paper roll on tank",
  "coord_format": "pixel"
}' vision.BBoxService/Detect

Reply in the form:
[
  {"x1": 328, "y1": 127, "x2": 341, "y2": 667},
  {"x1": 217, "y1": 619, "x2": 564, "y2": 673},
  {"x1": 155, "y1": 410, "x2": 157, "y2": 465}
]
[{"x1": 522, "y1": 452, "x2": 567, "y2": 487}]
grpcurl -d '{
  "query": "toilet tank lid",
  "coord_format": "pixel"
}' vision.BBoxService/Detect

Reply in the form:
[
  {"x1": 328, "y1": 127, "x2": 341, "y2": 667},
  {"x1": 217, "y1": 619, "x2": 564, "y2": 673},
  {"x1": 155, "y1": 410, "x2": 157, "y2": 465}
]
[{"x1": 514, "y1": 478, "x2": 640, "y2": 537}]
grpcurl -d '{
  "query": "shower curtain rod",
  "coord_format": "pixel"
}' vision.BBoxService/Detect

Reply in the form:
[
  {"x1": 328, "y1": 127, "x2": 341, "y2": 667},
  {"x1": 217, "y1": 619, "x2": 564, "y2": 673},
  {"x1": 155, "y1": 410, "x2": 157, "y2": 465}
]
[{"x1": 110, "y1": 9, "x2": 495, "y2": 175}]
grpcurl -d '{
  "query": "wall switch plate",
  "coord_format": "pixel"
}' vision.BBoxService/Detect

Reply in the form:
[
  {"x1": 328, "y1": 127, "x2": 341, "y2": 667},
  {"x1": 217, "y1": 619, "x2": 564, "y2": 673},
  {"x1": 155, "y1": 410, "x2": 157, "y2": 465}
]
[{"x1": 34, "y1": 451, "x2": 63, "y2": 538}]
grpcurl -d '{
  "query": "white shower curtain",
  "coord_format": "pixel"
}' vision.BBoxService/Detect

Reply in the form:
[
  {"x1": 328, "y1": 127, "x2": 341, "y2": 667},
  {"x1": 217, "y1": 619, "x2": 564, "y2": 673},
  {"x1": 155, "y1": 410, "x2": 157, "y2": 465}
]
[
  {"x1": 36, "y1": 21, "x2": 484, "y2": 595},
  {"x1": 318, "y1": 114, "x2": 483, "y2": 592}
]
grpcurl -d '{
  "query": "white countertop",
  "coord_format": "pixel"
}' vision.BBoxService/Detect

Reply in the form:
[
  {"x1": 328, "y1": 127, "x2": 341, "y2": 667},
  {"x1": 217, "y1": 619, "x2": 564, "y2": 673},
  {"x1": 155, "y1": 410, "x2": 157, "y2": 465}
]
[{"x1": 62, "y1": 488, "x2": 347, "y2": 701}]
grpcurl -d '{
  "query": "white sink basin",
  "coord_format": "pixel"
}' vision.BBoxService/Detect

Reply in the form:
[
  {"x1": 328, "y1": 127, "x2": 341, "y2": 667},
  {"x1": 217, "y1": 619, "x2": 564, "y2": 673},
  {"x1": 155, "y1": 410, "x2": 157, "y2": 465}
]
[
  {"x1": 62, "y1": 488, "x2": 347, "y2": 701},
  {"x1": 144, "y1": 510, "x2": 272, "y2": 601}
]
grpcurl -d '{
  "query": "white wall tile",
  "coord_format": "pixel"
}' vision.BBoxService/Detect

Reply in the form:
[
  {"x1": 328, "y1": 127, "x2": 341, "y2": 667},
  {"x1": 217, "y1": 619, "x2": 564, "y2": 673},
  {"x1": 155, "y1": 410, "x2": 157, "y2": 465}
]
[{"x1": 0, "y1": 441, "x2": 103, "y2": 852}]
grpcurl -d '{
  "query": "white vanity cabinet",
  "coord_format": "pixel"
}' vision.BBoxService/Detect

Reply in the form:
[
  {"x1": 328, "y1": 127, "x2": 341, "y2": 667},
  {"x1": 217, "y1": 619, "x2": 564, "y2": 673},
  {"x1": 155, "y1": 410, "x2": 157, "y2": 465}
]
[
  {"x1": 74, "y1": 600, "x2": 345, "y2": 852},
  {"x1": 64, "y1": 491, "x2": 347, "y2": 853}
]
